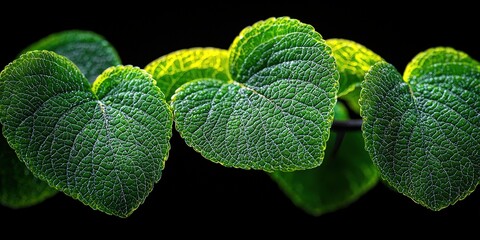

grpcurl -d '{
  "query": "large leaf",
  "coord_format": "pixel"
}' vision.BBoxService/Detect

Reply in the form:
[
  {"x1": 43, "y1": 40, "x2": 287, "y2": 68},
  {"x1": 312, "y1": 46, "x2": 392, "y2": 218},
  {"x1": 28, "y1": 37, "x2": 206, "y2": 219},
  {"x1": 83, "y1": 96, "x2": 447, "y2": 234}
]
[
  {"x1": 0, "y1": 51, "x2": 172, "y2": 217},
  {"x1": 0, "y1": 30, "x2": 120, "y2": 208},
  {"x1": 1, "y1": 30, "x2": 122, "y2": 208},
  {"x1": 22, "y1": 30, "x2": 121, "y2": 83},
  {"x1": 166, "y1": 17, "x2": 338, "y2": 172},
  {"x1": 145, "y1": 48, "x2": 229, "y2": 100},
  {"x1": 0, "y1": 136, "x2": 57, "y2": 208},
  {"x1": 360, "y1": 47, "x2": 480, "y2": 210},
  {"x1": 271, "y1": 101, "x2": 377, "y2": 216}
]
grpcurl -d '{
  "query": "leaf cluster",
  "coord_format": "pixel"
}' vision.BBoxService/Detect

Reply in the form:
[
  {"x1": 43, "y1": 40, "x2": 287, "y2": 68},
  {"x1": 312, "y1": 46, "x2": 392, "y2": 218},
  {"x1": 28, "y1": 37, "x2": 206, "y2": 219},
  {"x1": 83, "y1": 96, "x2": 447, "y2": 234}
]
[{"x1": 1, "y1": 18, "x2": 478, "y2": 217}]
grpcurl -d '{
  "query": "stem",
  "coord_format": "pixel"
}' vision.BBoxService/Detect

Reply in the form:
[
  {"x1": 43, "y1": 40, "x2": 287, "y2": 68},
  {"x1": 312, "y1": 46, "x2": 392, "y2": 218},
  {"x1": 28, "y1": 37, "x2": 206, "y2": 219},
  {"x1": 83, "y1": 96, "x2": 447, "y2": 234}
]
[{"x1": 331, "y1": 119, "x2": 362, "y2": 132}]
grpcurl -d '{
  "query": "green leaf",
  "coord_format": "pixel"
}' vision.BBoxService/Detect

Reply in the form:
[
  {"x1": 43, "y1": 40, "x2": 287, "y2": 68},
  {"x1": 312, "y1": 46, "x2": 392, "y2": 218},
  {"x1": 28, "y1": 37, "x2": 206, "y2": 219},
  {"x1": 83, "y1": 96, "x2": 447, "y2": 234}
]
[
  {"x1": 22, "y1": 30, "x2": 121, "y2": 83},
  {"x1": 360, "y1": 47, "x2": 480, "y2": 210},
  {"x1": 403, "y1": 47, "x2": 477, "y2": 81},
  {"x1": 271, "y1": 103, "x2": 378, "y2": 216},
  {"x1": 341, "y1": 87, "x2": 361, "y2": 114},
  {"x1": 0, "y1": 30, "x2": 121, "y2": 209},
  {"x1": 167, "y1": 17, "x2": 338, "y2": 172},
  {"x1": 0, "y1": 136, "x2": 57, "y2": 208},
  {"x1": 0, "y1": 51, "x2": 172, "y2": 217},
  {"x1": 145, "y1": 48, "x2": 229, "y2": 100},
  {"x1": 326, "y1": 39, "x2": 382, "y2": 101},
  {"x1": 326, "y1": 39, "x2": 382, "y2": 114}
]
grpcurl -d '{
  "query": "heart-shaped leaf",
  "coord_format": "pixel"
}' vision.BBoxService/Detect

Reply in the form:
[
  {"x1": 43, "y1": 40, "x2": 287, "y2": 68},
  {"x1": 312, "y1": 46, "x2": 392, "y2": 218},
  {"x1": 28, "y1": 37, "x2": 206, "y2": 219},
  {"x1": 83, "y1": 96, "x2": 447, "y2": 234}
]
[
  {"x1": 1, "y1": 30, "x2": 122, "y2": 208},
  {"x1": 158, "y1": 17, "x2": 338, "y2": 172},
  {"x1": 22, "y1": 30, "x2": 121, "y2": 83},
  {"x1": 360, "y1": 47, "x2": 480, "y2": 210},
  {"x1": 271, "y1": 102, "x2": 378, "y2": 216},
  {"x1": 0, "y1": 136, "x2": 57, "y2": 208},
  {"x1": 0, "y1": 51, "x2": 172, "y2": 217},
  {"x1": 145, "y1": 48, "x2": 229, "y2": 100}
]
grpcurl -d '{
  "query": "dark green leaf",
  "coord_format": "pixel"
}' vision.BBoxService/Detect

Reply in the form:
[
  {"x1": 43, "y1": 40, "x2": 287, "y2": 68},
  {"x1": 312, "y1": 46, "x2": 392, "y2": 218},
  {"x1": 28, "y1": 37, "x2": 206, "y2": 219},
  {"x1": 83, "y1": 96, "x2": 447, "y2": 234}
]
[
  {"x1": 360, "y1": 47, "x2": 480, "y2": 210},
  {"x1": 271, "y1": 103, "x2": 378, "y2": 215},
  {"x1": 23, "y1": 30, "x2": 121, "y2": 83},
  {"x1": 0, "y1": 51, "x2": 172, "y2": 217},
  {"x1": 169, "y1": 17, "x2": 338, "y2": 172},
  {"x1": 0, "y1": 136, "x2": 57, "y2": 208},
  {"x1": 2, "y1": 30, "x2": 122, "y2": 208}
]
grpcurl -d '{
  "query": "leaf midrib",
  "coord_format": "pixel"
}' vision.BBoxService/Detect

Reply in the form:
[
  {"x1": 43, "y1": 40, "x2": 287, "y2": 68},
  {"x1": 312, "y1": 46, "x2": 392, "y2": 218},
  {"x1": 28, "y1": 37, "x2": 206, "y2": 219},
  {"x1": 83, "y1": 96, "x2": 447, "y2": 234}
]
[
  {"x1": 221, "y1": 81, "x2": 319, "y2": 164},
  {"x1": 98, "y1": 101, "x2": 128, "y2": 214},
  {"x1": 26, "y1": 87, "x2": 162, "y2": 213}
]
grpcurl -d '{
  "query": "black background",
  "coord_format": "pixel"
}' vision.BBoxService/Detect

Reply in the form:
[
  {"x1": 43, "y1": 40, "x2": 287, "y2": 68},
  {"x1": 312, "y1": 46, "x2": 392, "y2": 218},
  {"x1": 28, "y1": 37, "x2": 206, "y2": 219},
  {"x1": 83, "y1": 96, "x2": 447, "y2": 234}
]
[{"x1": 1, "y1": 2, "x2": 479, "y2": 228}]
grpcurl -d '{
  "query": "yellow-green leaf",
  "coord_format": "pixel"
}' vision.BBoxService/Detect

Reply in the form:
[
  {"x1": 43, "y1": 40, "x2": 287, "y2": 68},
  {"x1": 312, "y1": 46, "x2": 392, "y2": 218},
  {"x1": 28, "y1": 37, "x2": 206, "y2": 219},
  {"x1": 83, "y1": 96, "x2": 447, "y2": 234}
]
[
  {"x1": 327, "y1": 39, "x2": 382, "y2": 97},
  {"x1": 145, "y1": 48, "x2": 229, "y2": 100}
]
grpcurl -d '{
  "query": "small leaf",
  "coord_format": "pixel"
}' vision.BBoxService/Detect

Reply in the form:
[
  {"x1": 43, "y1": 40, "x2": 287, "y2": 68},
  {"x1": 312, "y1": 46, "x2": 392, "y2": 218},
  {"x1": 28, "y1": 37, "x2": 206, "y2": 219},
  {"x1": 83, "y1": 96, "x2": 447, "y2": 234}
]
[
  {"x1": 360, "y1": 47, "x2": 480, "y2": 210},
  {"x1": 0, "y1": 51, "x2": 172, "y2": 217},
  {"x1": 145, "y1": 48, "x2": 229, "y2": 100},
  {"x1": 341, "y1": 87, "x2": 361, "y2": 114},
  {"x1": 166, "y1": 17, "x2": 338, "y2": 172},
  {"x1": 22, "y1": 30, "x2": 121, "y2": 83},
  {"x1": 326, "y1": 39, "x2": 382, "y2": 97},
  {"x1": 326, "y1": 39, "x2": 382, "y2": 114},
  {"x1": 271, "y1": 103, "x2": 378, "y2": 216},
  {"x1": 0, "y1": 136, "x2": 57, "y2": 208}
]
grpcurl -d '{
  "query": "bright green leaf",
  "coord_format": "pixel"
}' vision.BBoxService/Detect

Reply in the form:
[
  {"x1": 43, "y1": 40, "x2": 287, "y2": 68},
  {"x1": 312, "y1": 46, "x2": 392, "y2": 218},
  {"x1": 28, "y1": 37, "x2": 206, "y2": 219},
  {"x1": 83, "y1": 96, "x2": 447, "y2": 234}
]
[
  {"x1": 167, "y1": 17, "x2": 338, "y2": 172},
  {"x1": 360, "y1": 47, "x2": 480, "y2": 210},
  {"x1": 271, "y1": 103, "x2": 378, "y2": 216},
  {"x1": 145, "y1": 48, "x2": 229, "y2": 100},
  {"x1": 326, "y1": 39, "x2": 382, "y2": 114},
  {"x1": 0, "y1": 136, "x2": 57, "y2": 208},
  {"x1": 403, "y1": 47, "x2": 477, "y2": 81},
  {"x1": 0, "y1": 51, "x2": 172, "y2": 217},
  {"x1": 326, "y1": 39, "x2": 382, "y2": 97},
  {"x1": 22, "y1": 30, "x2": 121, "y2": 83}
]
